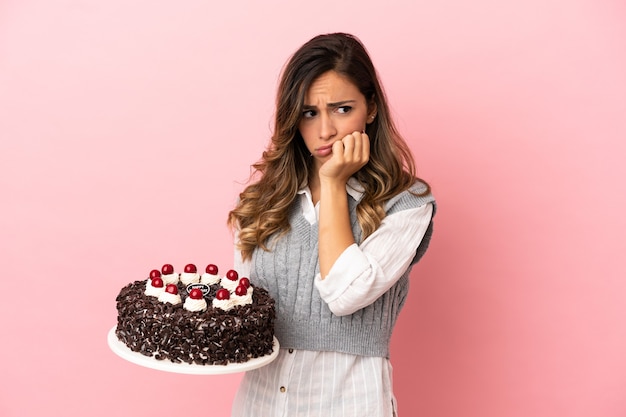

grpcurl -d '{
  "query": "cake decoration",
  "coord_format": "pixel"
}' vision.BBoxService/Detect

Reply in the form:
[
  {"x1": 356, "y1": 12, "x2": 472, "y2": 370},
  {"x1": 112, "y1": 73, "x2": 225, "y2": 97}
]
[
  {"x1": 239, "y1": 277, "x2": 251, "y2": 288},
  {"x1": 212, "y1": 287, "x2": 237, "y2": 310},
  {"x1": 221, "y1": 269, "x2": 241, "y2": 292},
  {"x1": 235, "y1": 284, "x2": 248, "y2": 296},
  {"x1": 200, "y1": 264, "x2": 220, "y2": 285},
  {"x1": 183, "y1": 287, "x2": 207, "y2": 312},
  {"x1": 145, "y1": 276, "x2": 165, "y2": 297},
  {"x1": 186, "y1": 282, "x2": 210, "y2": 296},
  {"x1": 158, "y1": 283, "x2": 182, "y2": 305},
  {"x1": 161, "y1": 263, "x2": 179, "y2": 285},
  {"x1": 233, "y1": 283, "x2": 254, "y2": 305},
  {"x1": 180, "y1": 263, "x2": 200, "y2": 285}
]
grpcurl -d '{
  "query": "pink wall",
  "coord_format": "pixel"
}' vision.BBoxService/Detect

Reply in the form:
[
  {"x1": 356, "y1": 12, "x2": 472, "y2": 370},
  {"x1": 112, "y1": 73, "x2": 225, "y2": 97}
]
[{"x1": 1, "y1": 1, "x2": 625, "y2": 416}]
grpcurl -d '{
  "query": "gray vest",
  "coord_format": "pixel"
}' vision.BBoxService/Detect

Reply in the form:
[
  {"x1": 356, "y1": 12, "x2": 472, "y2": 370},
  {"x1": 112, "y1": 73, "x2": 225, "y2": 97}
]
[{"x1": 250, "y1": 181, "x2": 436, "y2": 358}]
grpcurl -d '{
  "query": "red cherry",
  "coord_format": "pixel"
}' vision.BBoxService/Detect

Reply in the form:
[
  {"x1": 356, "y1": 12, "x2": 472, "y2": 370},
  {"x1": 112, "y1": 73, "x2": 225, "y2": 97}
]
[
  {"x1": 239, "y1": 277, "x2": 250, "y2": 289},
  {"x1": 226, "y1": 269, "x2": 238, "y2": 281},
  {"x1": 216, "y1": 288, "x2": 230, "y2": 300},
  {"x1": 162, "y1": 264, "x2": 174, "y2": 275},
  {"x1": 235, "y1": 285, "x2": 247, "y2": 296},
  {"x1": 149, "y1": 269, "x2": 161, "y2": 279},
  {"x1": 151, "y1": 277, "x2": 164, "y2": 288},
  {"x1": 205, "y1": 264, "x2": 218, "y2": 275},
  {"x1": 184, "y1": 263, "x2": 197, "y2": 273},
  {"x1": 165, "y1": 284, "x2": 178, "y2": 295},
  {"x1": 189, "y1": 288, "x2": 203, "y2": 300}
]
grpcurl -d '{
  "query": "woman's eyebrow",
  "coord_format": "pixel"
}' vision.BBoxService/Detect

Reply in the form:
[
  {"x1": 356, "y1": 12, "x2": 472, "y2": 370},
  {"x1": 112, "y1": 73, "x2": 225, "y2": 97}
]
[{"x1": 302, "y1": 100, "x2": 357, "y2": 109}]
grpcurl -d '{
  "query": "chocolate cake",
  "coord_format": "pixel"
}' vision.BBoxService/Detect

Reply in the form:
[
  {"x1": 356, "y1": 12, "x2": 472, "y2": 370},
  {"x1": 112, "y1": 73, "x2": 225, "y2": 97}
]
[{"x1": 114, "y1": 264, "x2": 275, "y2": 365}]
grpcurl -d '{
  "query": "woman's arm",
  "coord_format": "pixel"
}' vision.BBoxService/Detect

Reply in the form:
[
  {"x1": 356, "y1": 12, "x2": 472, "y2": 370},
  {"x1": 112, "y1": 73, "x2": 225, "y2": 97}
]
[
  {"x1": 317, "y1": 131, "x2": 369, "y2": 278},
  {"x1": 315, "y1": 202, "x2": 433, "y2": 316}
]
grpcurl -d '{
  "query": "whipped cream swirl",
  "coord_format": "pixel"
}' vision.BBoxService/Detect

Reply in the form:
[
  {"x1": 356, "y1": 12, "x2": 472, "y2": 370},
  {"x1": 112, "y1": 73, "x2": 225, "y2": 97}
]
[
  {"x1": 158, "y1": 291, "x2": 182, "y2": 305},
  {"x1": 144, "y1": 280, "x2": 164, "y2": 297},
  {"x1": 183, "y1": 297, "x2": 207, "y2": 312},
  {"x1": 180, "y1": 272, "x2": 200, "y2": 285},
  {"x1": 233, "y1": 287, "x2": 254, "y2": 305},
  {"x1": 212, "y1": 297, "x2": 238, "y2": 311},
  {"x1": 200, "y1": 272, "x2": 220, "y2": 285},
  {"x1": 161, "y1": 273, "x2": 179, "y2": 285},
  {"x1": 212, "y1": 286, "x2": 254, "y2": 310},
  {"x1": 220, "y1": 277, "x2": 240, "y2": 292}
]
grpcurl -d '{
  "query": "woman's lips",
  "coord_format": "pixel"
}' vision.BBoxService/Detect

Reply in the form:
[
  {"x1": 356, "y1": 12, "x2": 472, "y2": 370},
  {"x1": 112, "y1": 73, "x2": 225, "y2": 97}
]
[{"x1": 315, "y1": 144, "x2": 333, "y2": 157}]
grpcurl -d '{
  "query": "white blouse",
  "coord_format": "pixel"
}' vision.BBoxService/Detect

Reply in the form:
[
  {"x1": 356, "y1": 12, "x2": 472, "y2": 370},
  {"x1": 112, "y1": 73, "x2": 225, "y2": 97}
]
[{"x1": 231, "y1": 179, "x2": 434, "y2": 417}]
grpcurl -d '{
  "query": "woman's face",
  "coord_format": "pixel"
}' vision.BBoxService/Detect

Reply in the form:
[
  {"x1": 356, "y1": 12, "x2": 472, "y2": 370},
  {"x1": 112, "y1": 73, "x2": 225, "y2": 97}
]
[{"x1": 298, "y1": 70, "x2": 376, "y2": 171}]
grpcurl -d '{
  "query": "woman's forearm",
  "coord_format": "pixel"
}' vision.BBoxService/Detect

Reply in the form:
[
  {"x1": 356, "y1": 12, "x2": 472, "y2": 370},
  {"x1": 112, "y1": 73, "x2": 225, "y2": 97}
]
[{"x1": 318, "y1": 179, "x2": 354, "y2": 279}]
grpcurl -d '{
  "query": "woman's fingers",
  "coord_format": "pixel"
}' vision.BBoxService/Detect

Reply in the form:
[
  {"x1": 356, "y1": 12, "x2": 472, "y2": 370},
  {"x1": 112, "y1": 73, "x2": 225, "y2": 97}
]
[
  {"x1": 321, "y1": 131, "x2": 370, "y2": 181},
  {"x1": 359, "y1": 131, "x2": 370, "y2": 163},
  {"x1": 340, "y1": 131, "x2": 368, "y2": 162}
]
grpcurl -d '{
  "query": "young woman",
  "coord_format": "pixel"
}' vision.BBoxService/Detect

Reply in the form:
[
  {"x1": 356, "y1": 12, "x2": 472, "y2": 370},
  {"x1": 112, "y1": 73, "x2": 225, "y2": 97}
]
[{"x1": 228, "y1": 32, "x2": 436, "y2": 417}]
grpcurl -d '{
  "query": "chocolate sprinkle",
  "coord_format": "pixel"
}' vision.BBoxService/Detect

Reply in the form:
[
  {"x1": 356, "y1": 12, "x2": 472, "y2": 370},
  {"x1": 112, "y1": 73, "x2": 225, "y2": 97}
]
[{"x1": 115, "y1": 280, "x2": 275, "y2": 365}]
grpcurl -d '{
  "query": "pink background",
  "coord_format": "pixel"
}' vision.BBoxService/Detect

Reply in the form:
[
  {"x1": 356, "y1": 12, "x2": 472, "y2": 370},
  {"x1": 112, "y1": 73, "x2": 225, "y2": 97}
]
[{"x1": 2, "y1": 0, "x2": 625, "y2": 416}]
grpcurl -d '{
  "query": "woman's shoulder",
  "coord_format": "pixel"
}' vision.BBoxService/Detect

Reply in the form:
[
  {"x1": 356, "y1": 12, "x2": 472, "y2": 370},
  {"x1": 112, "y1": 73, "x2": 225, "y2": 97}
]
[
  {"x1": 384, "y1": 178, "x2": 435, "y2": 213},
  {"x1": 409, "y1": 178, "x2": 430, "y2": 195}
]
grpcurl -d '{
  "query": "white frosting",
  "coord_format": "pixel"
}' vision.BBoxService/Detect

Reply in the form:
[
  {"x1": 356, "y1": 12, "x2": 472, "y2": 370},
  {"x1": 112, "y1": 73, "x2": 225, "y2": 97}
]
[
  {"x1": 200, "y1": 273, "x2": 220, "y2": 285},
  {"x1": 180, "y1": 272, "x2": 200, "y2": 285},
  {"x1": 162, "y1": 273, "x2": 179, "y2": 285},
  {"x1": 233, "y1": 286, "x2": 254, "y2": 306},
  {"x1": 212, "y1": 297, "x2": 238, "y2": 311},
  {"x1": 158, "y1": 291, "x2": 182, "y2": 305},
  {"x1": 144, "y1": 280, "x2": 164, "y2": 297},
  {"x1": 183, "y1": 297, "x2": 207, "y2": 312},
  {"x1": 220, "y1": 277, "x2": 240, "y2": 292}
]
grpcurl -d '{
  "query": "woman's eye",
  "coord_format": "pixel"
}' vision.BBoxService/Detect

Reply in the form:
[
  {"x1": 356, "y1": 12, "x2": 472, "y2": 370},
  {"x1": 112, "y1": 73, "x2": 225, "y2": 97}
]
[
  {"x1": 302, "y1": 109, "x2": 316, "y2": 118},
  {"x1": 336, "y1": 106, "x2": 352, "y2": 114}
]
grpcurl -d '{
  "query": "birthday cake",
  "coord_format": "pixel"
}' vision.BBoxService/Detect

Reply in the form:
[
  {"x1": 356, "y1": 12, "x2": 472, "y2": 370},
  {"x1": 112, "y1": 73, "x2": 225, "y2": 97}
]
[{"x1": 114, "y1": 263, "x2": 275, "y2": 365}]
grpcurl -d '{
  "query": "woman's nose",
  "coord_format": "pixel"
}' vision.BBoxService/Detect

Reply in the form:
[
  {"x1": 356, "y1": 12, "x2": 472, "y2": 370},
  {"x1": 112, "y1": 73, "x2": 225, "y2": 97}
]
[{"x1": 319, "y1": 113, "x2": 337, "y2": 140}]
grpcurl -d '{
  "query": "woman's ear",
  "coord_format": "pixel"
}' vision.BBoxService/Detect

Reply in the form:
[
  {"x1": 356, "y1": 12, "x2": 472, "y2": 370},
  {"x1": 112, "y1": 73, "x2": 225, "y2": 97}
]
[{"x1": 367, "y1": 97, "x2": 377, "y2": 124}]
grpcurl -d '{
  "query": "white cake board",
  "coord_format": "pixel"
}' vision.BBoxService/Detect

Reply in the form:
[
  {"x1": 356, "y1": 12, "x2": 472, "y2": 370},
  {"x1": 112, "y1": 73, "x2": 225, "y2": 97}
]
[{"x1": 107, "y1": 326, "x2": 279, "y2": 375}]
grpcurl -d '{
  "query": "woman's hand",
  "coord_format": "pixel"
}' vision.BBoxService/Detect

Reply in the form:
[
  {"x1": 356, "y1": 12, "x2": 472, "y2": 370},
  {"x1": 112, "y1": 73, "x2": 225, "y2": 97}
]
[{"x1": 319, "y1": 131, "x2": 370, "y2": 184}]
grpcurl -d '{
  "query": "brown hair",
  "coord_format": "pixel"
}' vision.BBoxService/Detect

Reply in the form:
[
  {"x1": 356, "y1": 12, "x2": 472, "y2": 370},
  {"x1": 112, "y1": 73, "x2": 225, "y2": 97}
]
[{"x1": 228, "y1": 32, "x2": 429, "y2": 260}]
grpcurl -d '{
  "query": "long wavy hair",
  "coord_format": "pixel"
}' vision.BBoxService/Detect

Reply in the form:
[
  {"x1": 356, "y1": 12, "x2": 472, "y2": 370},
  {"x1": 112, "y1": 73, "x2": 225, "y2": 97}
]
[{"x1": 228, "y1": 32, "x2": 429, "y2": 261}]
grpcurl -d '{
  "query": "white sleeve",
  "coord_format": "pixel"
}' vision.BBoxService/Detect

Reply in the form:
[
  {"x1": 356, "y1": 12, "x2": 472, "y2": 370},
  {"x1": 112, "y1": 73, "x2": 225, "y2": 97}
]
[{"x1": 314, "y1": 202, "x2": 433, "y2": 316}]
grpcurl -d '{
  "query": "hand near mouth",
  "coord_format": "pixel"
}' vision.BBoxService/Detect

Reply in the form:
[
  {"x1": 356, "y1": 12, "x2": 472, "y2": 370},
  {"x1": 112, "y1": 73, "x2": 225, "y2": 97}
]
[{"x1": 318, "y1": 131, "x2": 370, "y2": 184}]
